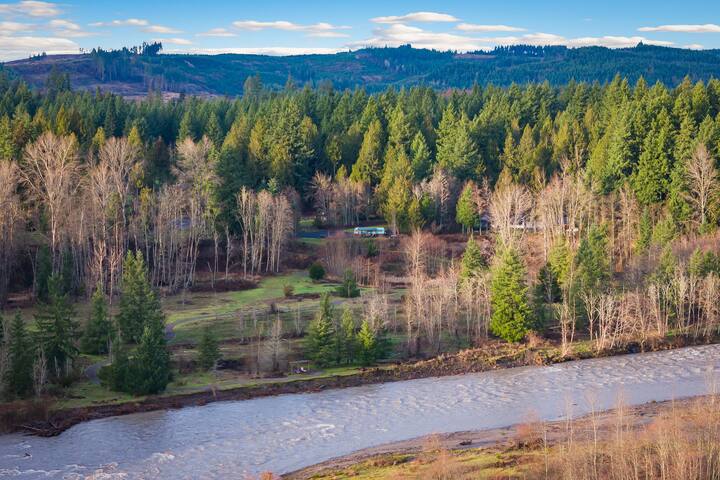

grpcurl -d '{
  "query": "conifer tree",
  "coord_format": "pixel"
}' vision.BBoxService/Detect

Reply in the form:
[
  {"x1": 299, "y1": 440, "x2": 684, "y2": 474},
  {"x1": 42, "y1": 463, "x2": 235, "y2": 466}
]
[
  {"x1": 573, "y1": 225, "x2": 611, "y2": 297},
  {"x1": 633, "y1": 110, "x2": 674, "y2": 205},
  {"x1": 80, "y1": 286, "x2": 113, "y2": 355},
  {"x1": 305, "y1": 293, "x2": 335, "y2": 367},
  {"x1": 460, "y1": 235, "x2": 486, "y2": 281},
  {"x1": 456, "y1": 182, "x2": 479, "y2": 233},
  {"x1": 410, "y1": 131, "x2": 431, "y2": 181},
  {"x1": 336, "y1": 269, "x2": 360, "y2": 298},
  {"x1": 34, "y1": 275, "x2": 78, "y2": 379},
  {"x1": 490, "y1": 247, "x2": 534, "y2": 342},
  {"x1": 131, "y1": 310, "x2": 171, "y2": 395},
  {"x1": 357, "y1": 319, "x2": 378, "y2": 366},
  {"x1": 436, "y1": 107, "x2": 478, "y2": 179},
  {"x1": 4, "y1": 312, "x2": 34, "y2": 398},
  {"x1": 335, "y1": 307, "x2": 357, "y2": 364},
  {"x1": 116, "y1": 251, "x2": 164, "y2": 343},
  {"x1": 198, "y1": 326, "x2": 221, "y2": 370},
  {"x1": 350, "y1": 119, "x2": 384, "y2": 185}
]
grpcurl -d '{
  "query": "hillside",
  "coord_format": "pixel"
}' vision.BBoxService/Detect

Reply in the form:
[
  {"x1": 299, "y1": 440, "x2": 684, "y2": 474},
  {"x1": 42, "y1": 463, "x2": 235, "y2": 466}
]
[{"x1": 4, "y1": 44, "x2": 720, "y2": 97}]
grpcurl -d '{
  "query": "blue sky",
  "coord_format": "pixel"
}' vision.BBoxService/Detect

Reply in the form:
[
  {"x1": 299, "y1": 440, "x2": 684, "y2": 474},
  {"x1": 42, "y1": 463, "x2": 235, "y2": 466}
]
[{"x1": 1, "y1": 0, "x2": 719, "y2": 61}]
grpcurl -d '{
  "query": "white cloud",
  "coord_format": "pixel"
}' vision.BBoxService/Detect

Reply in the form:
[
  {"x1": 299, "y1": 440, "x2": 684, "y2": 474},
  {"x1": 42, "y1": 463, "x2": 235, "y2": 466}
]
[
  {"x1": 565, "y1": 35, "x2": 673, "y2": 48},
  {"x1": 231, "y1": 19, "x2": 350, "y2": 37},
  {"x1": 0, "y1": 20, "x2": 35, "y2": 33},
  {"x1": 685, "y1": 43, "x2": 704, "y2": 50},
  {"x1": 142, "y1": 24, "x2": 181, "y2": 34},
  {"x1": 90, "y1": 18, "x2": 181, "y2": 34},
  {"x1": 0, "y1": 1, "x2": 61, "y2": 17},
  {"x1": 473, "y1": 32, "x2": 674, "y2": 48},
  {"x1": 197, "y1": 27, "x2": 236, "y2": 37},
  {"x1": 164, "y1": 46, "x2": 344, "y2": 56},
  {"x1": 152, "y1": 37, "x2": 192, "y2": 45},
  {"x1": 350, "y1": 24, "x2": 490, "y2": 51},
  {"x1": 456, "y1": 23, "x2": 525, "y2": 32},
  {"x1": 639, "y1": 24, "x2": 720, "y2": 33},
  {"x1": 46, "y1": 19, "x2": 94, "y2": 37},
  {"x1": 0, "y1": 34, "x2": 77, "y2": 61},
  {"x1": 90, "y1": 18, "x2": 149, "y2": 27},
  {"x1": 351, "y1": 24, "x2": 675, "y2": 53},
  {"x1": 371, "y1": 11, "x2": 459, "y2": 24}
]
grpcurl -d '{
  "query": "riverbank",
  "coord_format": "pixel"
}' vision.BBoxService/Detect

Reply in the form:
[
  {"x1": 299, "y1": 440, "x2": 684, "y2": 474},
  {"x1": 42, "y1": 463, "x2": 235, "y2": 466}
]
[
  {"x1": 3, "y1": 333, "x2": 715, "y2": 437},
  {"x1": 286, "y1": 394, "x2": 720, "y2": 479}
]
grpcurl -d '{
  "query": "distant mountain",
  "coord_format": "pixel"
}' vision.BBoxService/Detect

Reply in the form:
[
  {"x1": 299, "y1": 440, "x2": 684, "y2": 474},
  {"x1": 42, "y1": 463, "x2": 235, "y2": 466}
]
[{"x1": 4, "y1": 44, "x2": 720, "y2": 97}]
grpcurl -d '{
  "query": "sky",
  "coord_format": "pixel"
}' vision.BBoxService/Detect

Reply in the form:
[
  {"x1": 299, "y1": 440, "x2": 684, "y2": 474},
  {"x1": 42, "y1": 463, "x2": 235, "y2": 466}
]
[{"x1": 1, "y1": 0, "x2": 720, "y2": 61}]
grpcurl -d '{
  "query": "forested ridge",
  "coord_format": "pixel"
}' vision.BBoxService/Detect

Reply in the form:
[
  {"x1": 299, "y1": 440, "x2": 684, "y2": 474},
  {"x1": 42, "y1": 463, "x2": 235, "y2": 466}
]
[
  {"x1": 2, "y1": 67, "x2": 720, "y2": 401},
  {"x1": 5, "y1": 43, "x2": 720, "y2": 96}
]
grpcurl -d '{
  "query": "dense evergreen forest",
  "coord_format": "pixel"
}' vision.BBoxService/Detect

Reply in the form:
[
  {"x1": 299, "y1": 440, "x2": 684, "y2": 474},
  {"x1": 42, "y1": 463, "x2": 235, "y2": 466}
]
[
  {"x1": 2, "y1": 62, "x2": 720, "y2": 404},
  {"x1": 1, "y1": 70, "x2": 720, "y2": 305},
  {"x1": 5, "y1": 44, "x2": 720, "y2": 95}
]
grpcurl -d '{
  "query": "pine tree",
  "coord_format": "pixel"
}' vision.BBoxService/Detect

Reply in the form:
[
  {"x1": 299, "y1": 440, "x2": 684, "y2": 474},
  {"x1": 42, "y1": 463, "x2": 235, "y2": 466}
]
[
  {"x1": 410, "y1": 131, "x2": 431, "y2": 181},
  {"x1": 436, "y1": 107, "x2": 478, "y2": 180},
  {"x1": 548, "y1": 240, "x2": 573, "y2": 289},
  {"x1": 130, "y1": 311, "x2": 171, "y2": 395},
  {"x1": 116, "y1": 251, "x2": 164, "y2": 343},
  {"x1": 633, "y1": 110, "x2": 674, "y2": 205},
  {"x1": 456, "y1": 182, "x2": 479, "y2": 232},
  {"x1": 573, "y1": 225, "x2": 611, "y2": 296},
  {"x1": 357, "y1": 319, "x2": 378, "y2": 366},
  {"x1": 305, "y1": 293, "x2": 335, "y2": 367},
  {"x1": 205, "y1": 112, "x2": 223, "y2": 148},
  {"x1": 335, "y1": 307, "x2": 357, "y2": 365},
  {"x1": 80, "y1": 286, "x2": 113, "y2": 355},
  {"x1": 4, "y1": 313, "x2": 34, "y2": 398},
  {"x1": 460, "y1": 235, "x2": 486, "y2": 281},
  {"x1": 197, "y1": 327, "x2": 221, "y2": 370},
  {"x1": 336, "y1": 269, "x2": 360, "y2": 298},
  {"x1": 490, "y1": 247, "x2": 534, "y2": 342},
  {"x1": 34, "y1": 275, "x2": 78, "y2": 379},
  {"x1": 351, "y1": 119, "x2": 384, "y2": 184},
  {"x1": 177, "y1": 109, "x2": 195, "y2": 141}
]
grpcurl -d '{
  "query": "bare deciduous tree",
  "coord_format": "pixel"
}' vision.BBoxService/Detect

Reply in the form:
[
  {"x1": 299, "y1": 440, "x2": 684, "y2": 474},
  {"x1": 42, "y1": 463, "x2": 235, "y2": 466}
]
[
  {"x1": 21, "y1": 132, "x2": 80, "y2": 269},
  {"x1": 490, "y1": 181, "x2": 533, "y2": 247},
  {"x1": 0, "y1": 161, "x2": 23, "y2": 303},
  {"x1": 684, "y1": 143, "x2": 718, "y2": 228}
]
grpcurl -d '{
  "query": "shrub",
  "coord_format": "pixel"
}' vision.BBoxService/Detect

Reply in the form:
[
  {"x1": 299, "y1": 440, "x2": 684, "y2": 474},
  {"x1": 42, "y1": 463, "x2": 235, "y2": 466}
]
[
  {"x1": 336, "y1": 269, "x2": 360, "y2": 298},
  {"x1": 283, "y1": 284, "x2": 294, "y2": 297},
  {"x1": 308, "y1": 262, "x2": 325, "y2": 281}
]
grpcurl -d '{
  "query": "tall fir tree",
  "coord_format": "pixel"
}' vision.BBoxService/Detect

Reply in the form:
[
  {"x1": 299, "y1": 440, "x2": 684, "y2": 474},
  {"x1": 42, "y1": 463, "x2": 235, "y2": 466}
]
[
  {"x1": 633, "y1": 110, "x2": 674, "y2": 205},
  {"x1": 4, "y1": 313, "x2": 34, "y2": 398},
  {"x1": 80, "y1": 286, "x2": 113, "y2": 355},
  {"x1": 130, "y1": 309, "x2": 171, "y2": 395},
  {"x1": 116, "y1": 251, "x2": 164, "y2": 343},
  {"x1": 460, "y1": 234, "x2": 486, "y2": 281},
  {"x1": 335, "y1": 307, "x2": 357, "y2": 365},
  {"x1": 489, "y1": 247, "x2": 534, "y2": 342},
  {"x1": 456, "y1": 182, "x2": 479, "y2": 233},
  {"x1": 357, "y1": 319, "x2": 378, "y2": 367},
  {"x1": 305, "y1": 293, "x2": 335, "y2": 367},
  {"x1": 197, "y1": 326, "x2": 221, "y2": 370},
  {"x1": 34, "y1": 275, "x2": 78, "y2": 379}
]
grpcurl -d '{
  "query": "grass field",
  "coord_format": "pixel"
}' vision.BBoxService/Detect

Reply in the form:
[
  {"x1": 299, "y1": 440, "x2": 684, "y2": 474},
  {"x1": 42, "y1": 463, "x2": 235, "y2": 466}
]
[{"x1": 300, "y1": 449, "x2": 531, "y2": 479}]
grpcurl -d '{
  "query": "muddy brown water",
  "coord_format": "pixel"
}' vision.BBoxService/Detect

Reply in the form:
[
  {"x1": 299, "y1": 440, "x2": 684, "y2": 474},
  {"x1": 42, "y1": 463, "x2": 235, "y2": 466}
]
[{"x1": 1, "y1": 344, "x2": 719, "y2": 479}]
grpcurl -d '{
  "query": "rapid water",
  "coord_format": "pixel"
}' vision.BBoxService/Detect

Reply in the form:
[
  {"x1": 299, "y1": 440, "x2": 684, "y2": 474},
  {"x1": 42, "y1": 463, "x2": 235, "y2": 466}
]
[{"x1": 1, "y1": 344, "x2": 719, "y2": 479}]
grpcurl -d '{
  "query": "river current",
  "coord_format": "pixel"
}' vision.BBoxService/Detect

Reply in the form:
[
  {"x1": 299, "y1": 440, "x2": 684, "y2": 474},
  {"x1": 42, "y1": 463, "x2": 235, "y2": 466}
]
[{"x1": 1, "y1": 344, "x2": 719, "y2": 479}]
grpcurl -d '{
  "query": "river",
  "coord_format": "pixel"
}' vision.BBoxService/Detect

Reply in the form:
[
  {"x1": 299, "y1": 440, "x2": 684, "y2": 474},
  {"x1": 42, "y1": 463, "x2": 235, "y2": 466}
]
[{"x1": 1, "y1": 344, "x2": 719, "y2": 479}]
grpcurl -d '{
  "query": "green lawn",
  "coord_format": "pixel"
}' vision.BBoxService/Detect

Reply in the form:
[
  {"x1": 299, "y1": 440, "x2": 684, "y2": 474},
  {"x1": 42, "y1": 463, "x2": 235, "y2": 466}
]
[{"x1": 164, "y1": 271, "x2": 344, "y2": 344}]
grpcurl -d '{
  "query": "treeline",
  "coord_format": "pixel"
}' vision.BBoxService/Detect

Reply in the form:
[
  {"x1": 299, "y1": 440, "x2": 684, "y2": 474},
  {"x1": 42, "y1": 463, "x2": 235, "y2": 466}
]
[{"x1": 1, "y1": 73, "x2": 720, "y2": 305}]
